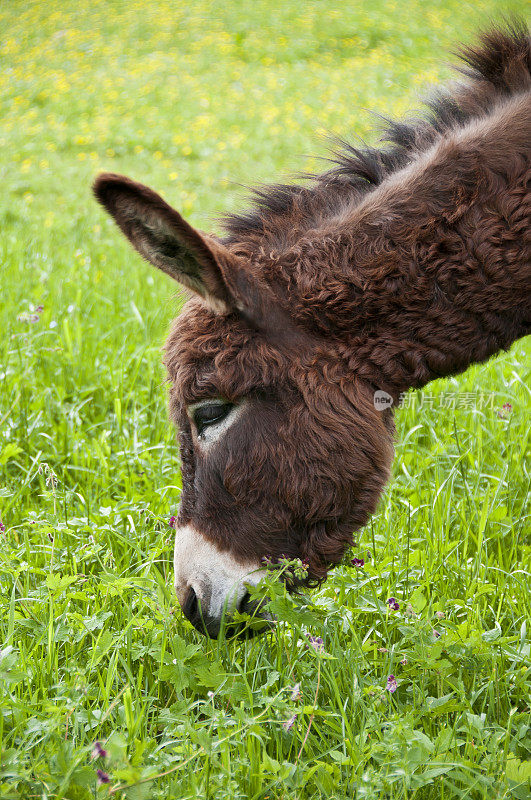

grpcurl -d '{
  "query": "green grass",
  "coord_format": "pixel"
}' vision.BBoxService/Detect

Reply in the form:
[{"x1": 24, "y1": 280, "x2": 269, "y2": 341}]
[{"x1": 1, "y1": 1, "x2": 530, "y2": 797}]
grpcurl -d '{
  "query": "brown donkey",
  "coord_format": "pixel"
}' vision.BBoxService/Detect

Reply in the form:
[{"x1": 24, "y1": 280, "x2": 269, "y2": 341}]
[{"x1": 94, "y1": 23, "x2": 530, "y2": 638}]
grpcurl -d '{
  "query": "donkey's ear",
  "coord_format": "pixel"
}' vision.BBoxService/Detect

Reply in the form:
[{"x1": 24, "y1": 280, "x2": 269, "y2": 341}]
[{"x1": 93, "y1": 173, "x2": 238, "y2": 313}]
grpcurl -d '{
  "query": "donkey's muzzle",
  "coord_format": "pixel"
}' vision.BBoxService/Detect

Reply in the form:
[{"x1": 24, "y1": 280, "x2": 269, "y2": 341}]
[{"x1": 173, "y1": 523, "x2": 271, "y2": 639}]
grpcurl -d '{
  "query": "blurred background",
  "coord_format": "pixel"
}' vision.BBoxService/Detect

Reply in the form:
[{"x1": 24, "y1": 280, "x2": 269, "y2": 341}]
[{"x1": 2, "y1": 0, "x2": 524, "y2": 320}]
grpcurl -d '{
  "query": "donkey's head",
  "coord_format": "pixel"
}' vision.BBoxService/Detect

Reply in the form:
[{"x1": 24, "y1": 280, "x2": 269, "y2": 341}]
[
  {"x1": 94, "y1": 173, "x2": 394, "y2": 637},
  {"x1": 94, "y1": 22, "x2": 531, "y2": 636}
]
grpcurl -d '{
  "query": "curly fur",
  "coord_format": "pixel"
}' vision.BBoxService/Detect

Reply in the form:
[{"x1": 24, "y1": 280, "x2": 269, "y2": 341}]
[{"x1": 96, "y1": 23, "x2": 530, "y2": 585}]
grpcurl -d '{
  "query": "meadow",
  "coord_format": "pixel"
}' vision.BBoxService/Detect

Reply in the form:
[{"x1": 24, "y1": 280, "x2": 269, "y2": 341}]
[{"x1": 0, "y1": 1, "x2": 529, "y2": 797}]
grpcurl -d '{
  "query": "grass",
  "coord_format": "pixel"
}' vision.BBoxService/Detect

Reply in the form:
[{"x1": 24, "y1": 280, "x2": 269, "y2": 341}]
[{"x1": 0, "y1": 0, "x2": 530, "y2": 797}]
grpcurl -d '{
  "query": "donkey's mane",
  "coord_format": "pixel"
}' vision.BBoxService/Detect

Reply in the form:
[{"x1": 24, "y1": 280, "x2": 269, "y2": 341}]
[{"x1": 221, "y1": 21, "x2": 530, "y2": 246}]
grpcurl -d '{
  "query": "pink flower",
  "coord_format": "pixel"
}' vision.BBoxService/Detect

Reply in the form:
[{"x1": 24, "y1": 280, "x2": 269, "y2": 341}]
[
  {"x1": 169, "y1": 515, "x2": 177, "y2": 528},
  {"x1": 386, "y1": 675, "x2": 398, "y2": 693},
  {"x1": 21, "y1": 304, "x2": 44, "y2": 323},
  {"x1": 0, "y1": 521, "x2": 5, "y2": 534},
  {"x1": 91, "y1": 741, "x2": 108, "y2": 760},
  {"x1": 96, "y1": 769, "x2": 110, "y2": 785}
]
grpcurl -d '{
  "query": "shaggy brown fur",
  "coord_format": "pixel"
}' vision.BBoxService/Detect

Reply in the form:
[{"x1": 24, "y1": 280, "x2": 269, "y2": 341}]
[{"x1": 94, "y1": 22, "x2": 530, "y2": 587}]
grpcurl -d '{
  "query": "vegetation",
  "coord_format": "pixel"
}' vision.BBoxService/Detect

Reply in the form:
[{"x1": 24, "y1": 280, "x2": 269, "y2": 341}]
[{"x1": 0, "y1": 1, "x2": 529, "y2": 797}]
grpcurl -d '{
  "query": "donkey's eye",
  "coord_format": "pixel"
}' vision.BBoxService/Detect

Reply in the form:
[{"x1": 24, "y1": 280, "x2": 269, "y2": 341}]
[{"x1": 193, "y1": 402, "x2": 234, "y2": 437}]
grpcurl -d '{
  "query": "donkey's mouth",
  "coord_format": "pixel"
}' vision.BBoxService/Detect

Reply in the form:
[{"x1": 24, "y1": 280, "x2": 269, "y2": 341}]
[
  {"x1": 228, "y1": 591, "x2": 275, "y2": 639},
  {"x1": 185, "y1": 589, "x2": 274, "y2": 640},
  {"x1": 218, "y1": 591, "x2": 275, "y2": 640}
]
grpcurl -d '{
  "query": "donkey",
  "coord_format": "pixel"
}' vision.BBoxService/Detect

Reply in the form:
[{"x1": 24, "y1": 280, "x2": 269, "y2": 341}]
[{"x1": 94, "y1": 23, "x2": 530, "y2": 638}]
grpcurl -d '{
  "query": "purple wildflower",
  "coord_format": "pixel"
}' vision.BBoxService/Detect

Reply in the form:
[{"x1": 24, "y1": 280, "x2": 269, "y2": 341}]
[
  {"x1": 307, "y1": 635, "x2": 324, "y2": 652},
  {"x1": 386, "y1": 675, "x2": 398, "y2": 693},
  {"x1": 91, "y1": 741, "x2": 108, "y2": 760},
  {"x1": 400, "y1": 657, "x2": 408, "y2": 666},
  {"x1": 169, "y1": 515, "x2": 177, "y2": 528},
  {"x1": 387, "y1": 597, "x2": 400, "y2": 611},
  {"x1": 283, "y1": 714, "x2": 297, "y2": 731},
  {"x1": 96, "y1": 769, "x2": 111, "y2": 785},
  {"x1": 433, "y1": 629, "x2": 441, "y2": 639},
  {"x1": 289, "y1": 682, "x2": 301, "y2": 701},
  {"x1": 351, "y1": 557, "x2": 365, "y2": 567},
  {"x1": 0, "y1": 521, "x2": 5, "y2": 534},
  {"x1": 497, "y1": 402, "x2": 513, "y2": 419},
  {"x1": 18, "y1": 305, "x2": 43, "y2": 324}
]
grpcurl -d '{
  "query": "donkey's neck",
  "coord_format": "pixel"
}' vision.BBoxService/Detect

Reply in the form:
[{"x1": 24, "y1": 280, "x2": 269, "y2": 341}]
[{"x1": 292, "y1": 93, "x2": 531, "y2": 399}]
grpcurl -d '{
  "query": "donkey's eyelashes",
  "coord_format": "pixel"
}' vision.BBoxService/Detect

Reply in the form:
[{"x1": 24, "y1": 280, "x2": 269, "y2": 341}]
[{"x1": 191, "y1": 401, "x2": 235, "y2": 438}]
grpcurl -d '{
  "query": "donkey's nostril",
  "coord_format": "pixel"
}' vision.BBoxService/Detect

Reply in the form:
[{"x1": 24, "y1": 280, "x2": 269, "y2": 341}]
[
  {"x1": 182, "y1": 586, "x2": 199, "y2": 626},
  {"x1": 238, "y1": 591, "x2": 252, "y2": 615},
  {"x1": 180, "y1": 586, "x2": 221, "y2": 638}
]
